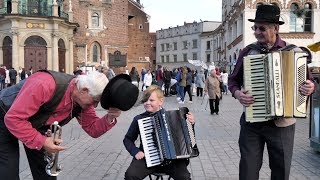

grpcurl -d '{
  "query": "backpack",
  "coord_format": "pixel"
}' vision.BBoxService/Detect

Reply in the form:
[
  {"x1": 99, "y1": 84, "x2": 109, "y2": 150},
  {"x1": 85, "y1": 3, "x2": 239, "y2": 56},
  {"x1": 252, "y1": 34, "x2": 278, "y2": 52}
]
[{"x1": 0, "y1": 70, "x2": 78, "y2": 131}]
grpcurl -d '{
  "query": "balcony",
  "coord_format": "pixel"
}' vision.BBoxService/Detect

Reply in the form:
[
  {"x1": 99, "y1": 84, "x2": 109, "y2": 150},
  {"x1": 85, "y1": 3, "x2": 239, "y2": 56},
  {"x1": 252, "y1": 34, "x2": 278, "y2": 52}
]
[
  {"x1": 0, "y1": 2, "x2": 68, "y2": 21},
  {"x1": 18, "y1": 5, "x2": 52, "y2": 17}
]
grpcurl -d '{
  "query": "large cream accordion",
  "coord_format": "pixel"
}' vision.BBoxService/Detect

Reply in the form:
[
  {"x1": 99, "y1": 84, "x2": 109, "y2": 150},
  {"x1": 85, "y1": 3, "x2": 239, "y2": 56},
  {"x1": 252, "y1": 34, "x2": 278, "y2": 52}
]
[{"x1": 243, "y1": 50, "x2": 308, "y2": 122}]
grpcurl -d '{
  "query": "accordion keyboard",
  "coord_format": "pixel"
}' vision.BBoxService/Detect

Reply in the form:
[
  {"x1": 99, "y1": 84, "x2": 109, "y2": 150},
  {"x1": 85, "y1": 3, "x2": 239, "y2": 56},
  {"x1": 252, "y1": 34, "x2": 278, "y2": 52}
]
[
  {"x1": 244, "y1": 51, "x2": 307, "y2": 122},
  {"x1": 138, "y1": 117, "x2": 162, "y2": 167},
  {"x1": 244, "y1": 54, "x2": 270, "y2": 122}
]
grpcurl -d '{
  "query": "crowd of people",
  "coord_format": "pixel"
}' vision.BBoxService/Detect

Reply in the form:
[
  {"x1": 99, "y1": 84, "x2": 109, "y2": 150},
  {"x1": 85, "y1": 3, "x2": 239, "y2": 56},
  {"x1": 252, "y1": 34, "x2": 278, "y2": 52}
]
[
  {"x1": 134, "y1": 64, "x2": 229, "y2": 117},
  {"x1": 0, "y1": 65, "x2": 33, "y2": 90}
]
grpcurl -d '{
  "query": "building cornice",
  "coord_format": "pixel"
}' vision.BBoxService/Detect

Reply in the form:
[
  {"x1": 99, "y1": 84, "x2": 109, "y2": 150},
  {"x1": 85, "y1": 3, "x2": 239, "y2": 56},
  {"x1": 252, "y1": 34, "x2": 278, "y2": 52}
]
[
  {"x1": 227, "y1": 34, "x2": 243, "y2": 50},
  {"x1": 279, "y1": 32, "x2": 315, "y2": 39}
]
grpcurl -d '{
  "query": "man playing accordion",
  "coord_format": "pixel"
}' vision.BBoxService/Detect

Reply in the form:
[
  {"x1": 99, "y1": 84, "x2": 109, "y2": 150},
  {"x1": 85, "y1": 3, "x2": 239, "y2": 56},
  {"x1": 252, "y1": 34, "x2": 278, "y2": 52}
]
[{"x1": 228, "y1": 4, "x2": 315, "y2": 180}]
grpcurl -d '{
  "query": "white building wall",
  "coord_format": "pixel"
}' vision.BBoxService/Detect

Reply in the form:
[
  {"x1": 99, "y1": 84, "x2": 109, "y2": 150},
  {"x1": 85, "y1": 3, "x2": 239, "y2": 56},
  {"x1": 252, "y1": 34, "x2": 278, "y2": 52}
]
[
  {"x1": 156, "y1": 21, "x2": 220, "y2": 69},
  {"x1": 222, "y1": 0, "x2": 320, "y2": 74}
]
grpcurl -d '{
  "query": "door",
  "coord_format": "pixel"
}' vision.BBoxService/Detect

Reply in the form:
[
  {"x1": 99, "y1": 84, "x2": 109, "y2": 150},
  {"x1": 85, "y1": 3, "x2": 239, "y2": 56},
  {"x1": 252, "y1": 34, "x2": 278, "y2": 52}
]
[
  {"x1": 24, "y1": 36, "x2": 47, "y2": 72},
  {"x1": 2, "y1": 36, "x2": 12, "y2": 68},
  {"x1": 24, "y1": 46, "x2": 47, "y2": 72}
]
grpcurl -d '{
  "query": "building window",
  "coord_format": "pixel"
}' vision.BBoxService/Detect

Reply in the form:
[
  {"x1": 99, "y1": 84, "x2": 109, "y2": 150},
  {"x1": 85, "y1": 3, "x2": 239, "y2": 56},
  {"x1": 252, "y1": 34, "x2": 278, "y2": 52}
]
[
  {"x1": 304, "y1": 3, "x2": 312, "y2": 32},
  {"x1": 290, "y1": 3, "x2": 312, "y2": 32},
  {"x1": 93, "y1": 45, "x2": 98, "y2": 62},
  {"x1": 166, "y1": 43, "x2": 170, "y2": 51},
  {"x1": 192, "y1": 39, "x2": 197, "y2": 48},
  {"x1": 207, "y1": 54, "x2": 211, "y2": 62},
  {"x1": 192, "y1": 53, "x2": 197, "y2": 60},
  {"x1": 183, "y1": 41, "x2": 188, "y2": 49},
  {"x1": 161, "y1": 44, "x2": 164, "y2": 52},
  {"x1": 90, "y1": 42, "x2": 101, "y2": 64},
  {"x1": 161, "y1": 55, "x2": 165, "y2": 63},
  {"x1": 173, "y1": 42, "x2": 177, "y2": 50},
  {"x1": 173, "y1": 55, "x2": 177, "y2": 62},
  {"x1": 92, "y1": 13, "x2": 99, "y2": 27},
  {"x1": 166, "y1": 55, "x2": 170, "y2": 62},
  {"x1": 206, "y1": 41, "x2": 211, "y2": 50},
  {"x1": 139, "y1": 24, "x2": 143, "y2": 29},
  {"x1": 183, "y1": 53, "x2": 187, "y2": 62}
]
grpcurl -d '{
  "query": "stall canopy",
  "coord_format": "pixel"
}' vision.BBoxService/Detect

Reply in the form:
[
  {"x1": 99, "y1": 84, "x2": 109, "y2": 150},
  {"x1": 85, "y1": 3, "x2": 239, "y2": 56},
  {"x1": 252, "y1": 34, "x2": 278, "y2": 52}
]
[
  {"x1": 187, "y1": 60, "x2": 208, "y2": 70},
  {"x1": 308, "y1": 41, "x2": 320, "y2": 52}
]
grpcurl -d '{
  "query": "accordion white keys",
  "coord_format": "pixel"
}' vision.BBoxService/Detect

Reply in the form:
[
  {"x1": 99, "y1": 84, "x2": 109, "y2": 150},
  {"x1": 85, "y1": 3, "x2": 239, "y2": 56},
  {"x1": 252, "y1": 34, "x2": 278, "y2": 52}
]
[{"x1": 243, "y1": 50, "x2": 308, "y2": 122}]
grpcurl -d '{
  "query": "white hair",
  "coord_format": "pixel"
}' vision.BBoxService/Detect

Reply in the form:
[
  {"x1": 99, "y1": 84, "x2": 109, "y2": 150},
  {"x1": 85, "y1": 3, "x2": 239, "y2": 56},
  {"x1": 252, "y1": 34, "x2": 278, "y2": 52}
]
[
  {"x1": 210, "y1": 69, "x2": 216, "y2": 74},
  {"x1": 76, "y1": 71, "x2": 109, "y2": 98}
]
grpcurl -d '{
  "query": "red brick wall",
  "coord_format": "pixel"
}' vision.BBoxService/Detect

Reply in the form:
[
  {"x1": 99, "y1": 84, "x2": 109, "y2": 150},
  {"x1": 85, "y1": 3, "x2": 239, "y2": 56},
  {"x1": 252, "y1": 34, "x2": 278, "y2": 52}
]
[
  {"x1": 70, "y1": 0, "x2": 129, "y2": 70},
  {"x1": 149, "y1": 33, "x2": 156, "y2": 70},
  {"x1": 127, "y1": 1, "x2": 151, "y2": 75}
]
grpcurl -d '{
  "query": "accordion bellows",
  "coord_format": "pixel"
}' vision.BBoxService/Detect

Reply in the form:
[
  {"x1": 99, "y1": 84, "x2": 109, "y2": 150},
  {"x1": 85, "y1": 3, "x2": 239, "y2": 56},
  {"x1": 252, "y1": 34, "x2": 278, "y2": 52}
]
[{"x1": 243, "y1": 50, "x2": 307, "y2": 123}]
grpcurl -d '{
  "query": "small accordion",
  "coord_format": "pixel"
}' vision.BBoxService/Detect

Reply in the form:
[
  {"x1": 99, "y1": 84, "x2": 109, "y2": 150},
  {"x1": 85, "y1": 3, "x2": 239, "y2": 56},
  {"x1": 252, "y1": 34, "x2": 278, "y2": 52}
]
[
  {"x1": 138, "y1": 107, "x2": 199, "y2": 167},
  {"x1": 243, "y1": 50, "x2": 308, "y2": 122}
]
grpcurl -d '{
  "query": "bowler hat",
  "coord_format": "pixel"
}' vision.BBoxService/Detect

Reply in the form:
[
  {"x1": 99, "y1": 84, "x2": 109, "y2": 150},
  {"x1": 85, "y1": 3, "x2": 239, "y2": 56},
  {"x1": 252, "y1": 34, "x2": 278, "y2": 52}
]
[
  {"x1": 248, "y1": 5, "x2": 284, "y2": 25},
  {"x1": 101, "y1": 74, "x2": 139, "y2": 111}
]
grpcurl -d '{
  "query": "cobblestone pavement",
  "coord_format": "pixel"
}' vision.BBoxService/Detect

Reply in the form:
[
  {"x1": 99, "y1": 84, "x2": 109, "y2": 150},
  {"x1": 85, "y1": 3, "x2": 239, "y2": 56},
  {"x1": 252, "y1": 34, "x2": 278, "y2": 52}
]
[{"x1": 19, "y1": 92, "x2": 320, "y2": 180}]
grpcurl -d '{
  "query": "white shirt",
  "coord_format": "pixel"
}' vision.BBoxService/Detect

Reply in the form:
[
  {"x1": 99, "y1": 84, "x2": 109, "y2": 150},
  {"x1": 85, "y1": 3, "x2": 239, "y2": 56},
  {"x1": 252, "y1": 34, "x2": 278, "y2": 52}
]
[
  {"x1": 221, "y1": 72, "x2": 228, "y2": 85},
  {"x1": 143, "y1": 73, "x2": 153, "y2": 86}
]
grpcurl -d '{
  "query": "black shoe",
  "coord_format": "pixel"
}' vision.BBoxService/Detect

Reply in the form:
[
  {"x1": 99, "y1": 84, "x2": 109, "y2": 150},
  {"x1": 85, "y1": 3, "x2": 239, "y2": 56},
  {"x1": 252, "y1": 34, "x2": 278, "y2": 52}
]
[
  {"x1": 216, "y1": 112, "x2": 219, "y2": 115},
  {"x1": 210, "y1": 112, "x2": 214, "y2": 115}
]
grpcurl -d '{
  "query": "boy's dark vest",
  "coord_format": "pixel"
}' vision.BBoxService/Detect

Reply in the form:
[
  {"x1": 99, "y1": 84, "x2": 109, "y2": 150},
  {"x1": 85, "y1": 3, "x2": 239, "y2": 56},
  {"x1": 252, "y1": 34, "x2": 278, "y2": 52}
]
[{"x1": 0, "y1": 70, "x2": 81, "y2": 131}]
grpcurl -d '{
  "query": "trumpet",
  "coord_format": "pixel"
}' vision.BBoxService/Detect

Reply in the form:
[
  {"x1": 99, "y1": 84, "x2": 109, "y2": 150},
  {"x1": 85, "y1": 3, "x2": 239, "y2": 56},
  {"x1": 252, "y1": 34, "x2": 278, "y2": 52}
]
[{"x1": 44, "y1": 121, "x2": 62, "y2": 176}]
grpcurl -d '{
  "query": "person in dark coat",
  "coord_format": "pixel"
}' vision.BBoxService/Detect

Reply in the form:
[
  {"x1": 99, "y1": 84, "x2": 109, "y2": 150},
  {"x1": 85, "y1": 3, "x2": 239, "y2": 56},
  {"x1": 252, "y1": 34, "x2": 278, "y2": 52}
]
[{"x1": 9, "y1": 67, "x2": 17, "y2": 86}]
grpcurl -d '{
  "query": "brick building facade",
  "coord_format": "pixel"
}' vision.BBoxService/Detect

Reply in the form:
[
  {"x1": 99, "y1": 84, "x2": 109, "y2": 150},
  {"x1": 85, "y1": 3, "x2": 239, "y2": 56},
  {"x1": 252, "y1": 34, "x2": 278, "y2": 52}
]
[
  {"x1": 72, "y1": 0, "x2": 152, "y2": 74},
  {"x1": 127, "y1": 0, "x2": 152, "y2": 74},
  {"x1": 0, "y1": 0, "x2": 153, "y2": 75},
  {"x1": 70, "y1": 0, "x2": 129, "y2": 74}
]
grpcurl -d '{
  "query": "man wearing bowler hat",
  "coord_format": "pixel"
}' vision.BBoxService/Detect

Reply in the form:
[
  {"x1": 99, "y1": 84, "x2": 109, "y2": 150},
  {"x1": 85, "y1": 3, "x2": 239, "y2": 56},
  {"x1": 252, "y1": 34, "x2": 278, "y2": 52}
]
[{"x1": 228, "y1": 4, "x2": 315, "y2": 180}]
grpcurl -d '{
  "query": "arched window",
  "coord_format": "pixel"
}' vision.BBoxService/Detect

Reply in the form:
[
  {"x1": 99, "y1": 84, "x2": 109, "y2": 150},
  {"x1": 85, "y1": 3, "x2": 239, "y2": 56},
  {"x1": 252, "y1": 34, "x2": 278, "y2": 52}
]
[
  {"x1": 290, "y1": 3, "x2": 312, "y2": 32},
  {"x1": 7, "y1": 0, "x2": 12, "y2": 13},
  {"x1": 93, "y1": 45, "x2": 98, "y2": 62},
  {"x1": 92, "y1": 13, "x2": 99, "y2": 27},
  {"x1": 25, "y1": 36, "x2": 47, "y2": 46},
  {"x1": 90, "y1": 42, "x2": 101, "y2": 63},
  {"x1": 304, "y1": 3, "x2": 312, "y2": 32}
]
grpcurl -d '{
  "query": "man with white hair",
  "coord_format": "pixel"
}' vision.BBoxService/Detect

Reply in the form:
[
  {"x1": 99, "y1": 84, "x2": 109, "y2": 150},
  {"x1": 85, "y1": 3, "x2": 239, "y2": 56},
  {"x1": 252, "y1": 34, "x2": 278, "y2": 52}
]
[{"x1": 0, "y1": 70, "x2": 122, "y2": 180}]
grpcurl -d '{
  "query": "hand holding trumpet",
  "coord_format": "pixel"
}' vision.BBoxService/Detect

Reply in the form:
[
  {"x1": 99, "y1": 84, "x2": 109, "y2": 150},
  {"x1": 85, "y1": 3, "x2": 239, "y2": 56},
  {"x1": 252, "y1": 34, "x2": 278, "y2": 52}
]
[{"x1": 43, "y1": 136, "x2": 66, "y2": 154}]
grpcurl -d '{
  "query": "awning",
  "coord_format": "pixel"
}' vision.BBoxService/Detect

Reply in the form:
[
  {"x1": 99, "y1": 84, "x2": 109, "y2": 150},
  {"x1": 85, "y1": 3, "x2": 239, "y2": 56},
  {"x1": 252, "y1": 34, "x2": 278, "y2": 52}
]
[{"x1": 308, "y1": 41, "x2": 320, "y2": 52}]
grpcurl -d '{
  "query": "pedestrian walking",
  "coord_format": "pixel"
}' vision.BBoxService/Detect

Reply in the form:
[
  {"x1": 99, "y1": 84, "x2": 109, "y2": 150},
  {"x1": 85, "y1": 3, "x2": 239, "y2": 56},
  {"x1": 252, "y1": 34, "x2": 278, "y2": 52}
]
[
  {"x1": 195, "y1": 69, "x2": 205, "y2": 97},
  {"x1": 184, "y1": 67, "x2": 193, "y2": 103},
  {"x1": 143, "y1": 69, "x2": 152, "y2": 90},
  {"x1": 220, "y1": 69, "x2": 229, "y2": 94},
  {"x1": 129, "y1": 67, "x2": 140, "y2": 87},
  {"x1": 204, "y1": 69, "x2": 221, "y2": 115}
]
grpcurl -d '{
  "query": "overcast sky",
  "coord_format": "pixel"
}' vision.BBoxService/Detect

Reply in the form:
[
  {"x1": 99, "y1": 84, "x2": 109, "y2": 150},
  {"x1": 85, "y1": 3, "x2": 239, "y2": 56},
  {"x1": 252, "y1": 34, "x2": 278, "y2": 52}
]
[{"x1": 140, "y1": 0, "x2": 222, "y2": 32}]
